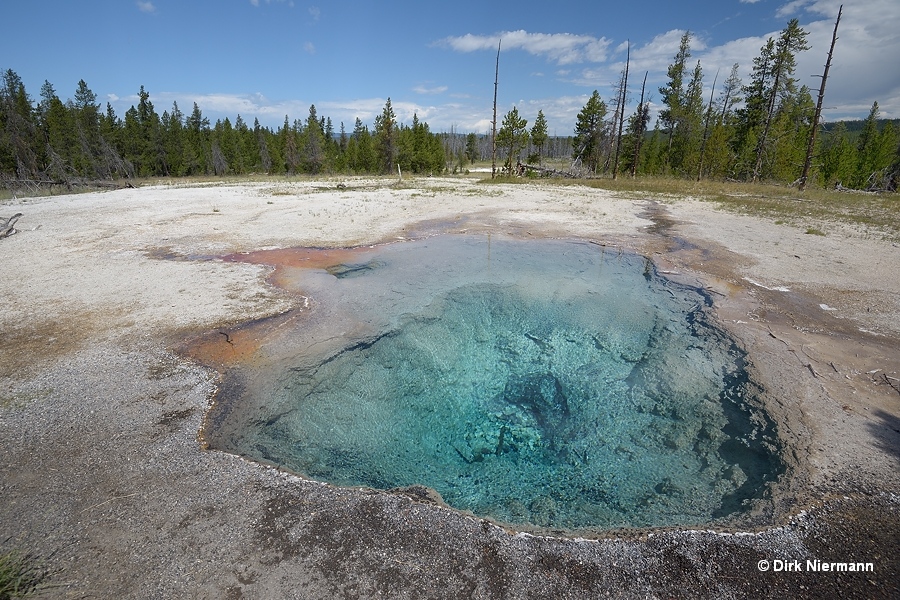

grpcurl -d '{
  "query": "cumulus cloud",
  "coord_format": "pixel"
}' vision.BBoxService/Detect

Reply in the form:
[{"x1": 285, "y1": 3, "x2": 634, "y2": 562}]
[
  {"x1": 304, "y1": 41, "x2": 316, "y2": 54},
  {"x1": 436, "y1": 30, "x2": 612, "y2": 65},
  {"x1": 136, "y1": 1, "x2": 156, "y2": 13},
  {"x1": 793, "y1": 0, "x2": 900, "y2": 118},
  {"x1": 309, "y1": 6, "x2": 320, "y2": 20},
  {"x1": 648, "y1": 1, "x2": 900, "y2": 119},
  {"x1": 776, "y1": 0, "x2": 814, "y2": 18},
  {"x1": 560, "y1": 30, "x2": 707, "y2": 90}
]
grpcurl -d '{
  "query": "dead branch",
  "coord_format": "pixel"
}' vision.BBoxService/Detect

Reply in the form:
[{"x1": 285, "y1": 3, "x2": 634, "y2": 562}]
[
  {"x1": 523, "y1": 164, "x2": 581, "y2": 178},
  {"x1": 883, "y1": 374, "x2": 900, "y2": 396},
  {"x1": 833, "y1": 183, "x2": 877, "y2": 194},
  {"x1": 1, "y1": 213, "x2": 23, "y2": 239},
  {"x1": 1, "y1": 178, "x2": 135, "y2": 192}
]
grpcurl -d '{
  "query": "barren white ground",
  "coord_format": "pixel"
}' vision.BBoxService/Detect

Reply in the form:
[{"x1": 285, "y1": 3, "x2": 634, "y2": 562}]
[{"x1": 1, "y1": 178, "x2": 897, "y2": 599}]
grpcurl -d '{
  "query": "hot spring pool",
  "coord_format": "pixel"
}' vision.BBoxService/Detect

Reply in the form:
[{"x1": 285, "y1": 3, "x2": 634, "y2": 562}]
[{"x1": 204, "y1": 235, "x2": 782, "y2": 530}]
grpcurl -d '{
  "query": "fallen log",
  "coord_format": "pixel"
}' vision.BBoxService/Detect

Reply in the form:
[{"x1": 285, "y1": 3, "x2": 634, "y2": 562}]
[
  {"x1": 1, "y1": 212, "x2": 23, "y2": 239},
  {"x1": 522, "y1": 164, "x2": 581, "y2": 178},
  {"x1": 1, "y1": 178, "x2": 135, "y2": 192}
]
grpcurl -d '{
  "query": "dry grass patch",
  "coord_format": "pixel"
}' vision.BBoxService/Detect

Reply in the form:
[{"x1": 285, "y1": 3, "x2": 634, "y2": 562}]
[{"x1": 483, "y1": 176, "x2": 900, "y2": 240}]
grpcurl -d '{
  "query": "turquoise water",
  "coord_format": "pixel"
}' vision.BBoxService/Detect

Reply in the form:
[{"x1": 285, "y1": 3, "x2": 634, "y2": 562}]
[{"x1": 207, "y1": 235, "x2": 782, "y2": 530}]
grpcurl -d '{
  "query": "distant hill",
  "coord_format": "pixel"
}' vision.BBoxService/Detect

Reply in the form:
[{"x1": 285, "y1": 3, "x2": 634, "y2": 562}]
[{"x1": 822, "y1": 118, "x2": 900, "y2": 134}]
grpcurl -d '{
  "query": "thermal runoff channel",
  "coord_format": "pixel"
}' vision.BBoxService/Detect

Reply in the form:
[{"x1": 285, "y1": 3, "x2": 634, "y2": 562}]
[{"x1": 205, "y1": 235, "x2": 782, "y2": 530}]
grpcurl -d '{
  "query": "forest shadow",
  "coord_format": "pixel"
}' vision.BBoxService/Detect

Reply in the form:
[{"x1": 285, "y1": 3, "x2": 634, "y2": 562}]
[{"x1": 866, "y1": 408, "x2": 900, "y2": 466}]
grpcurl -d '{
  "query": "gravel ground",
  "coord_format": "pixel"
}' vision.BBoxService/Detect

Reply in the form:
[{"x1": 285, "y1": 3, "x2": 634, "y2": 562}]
[{"x1": 1, "y1": 178, "x2": 898, "y2": 599}]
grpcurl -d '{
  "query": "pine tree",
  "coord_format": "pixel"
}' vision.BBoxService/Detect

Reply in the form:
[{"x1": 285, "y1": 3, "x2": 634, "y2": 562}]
[
  {"x1": 254, "y1": 118, "x2": 272, "y2": 173},
  {"x1": 333, "y1": 121, "x2": 348, "y2": 172},
  {"x1": 212, "y1": 117, "x2": 239, "y2": 175},
  {"x1": 304, "y1": 104, "x2": 324, "y2": 174},
  {"x1": 672, "y1": 60, "x2": 704, "y2": 176},
  {"x1": 698, "y1": 63, "x2": 742, "y2": 179},
  {"x1": 734, "y1": 38, "x2": 775, "y2": 177},
  {"x1": 1, "y1": 69, "x2": 40, "y2": 178},
  {"x1": 98, "y1": 101, "x2": 131, "y2": 178},
  {"x1": 463, "y1": 132, "x2": 478, "y2": 165},
  {"x1": 530, "y1": 110, "x2": 548, "y2": 164},
  {"x1": 162, "y1": 101, "x2": 185, "y2": 176},
  {"x1": 281, "y1": 115, "x2": 300, "y2": 175},
  {"x1": 38, "y1": 80, "x2": 76, "y2": 180},
  {"x1": 768, "y1": 85, "x2": 815, "y2": 182},
  {"x1": 496, "y1": 106, "x2": 529, "y2": 174},
  {"x1": 71, "y1": 79, "x2": 101, "y2": 177},
  {"x1": 136, "y1": 86, "x2": 164, "y2": 176},
  {"x1": 374, "y1": 98, "x2": 396, "y2": 174},
  {"x1": 184, "y1": 102, "x2": 210, "y2": 175},
  {"x1": 347, "y1": 117, "x2": 374, "y2": 173},
  {"x1": 658, "y1": 31, "x2": 692, "y2": 169},
  {"x1": 750, "y1": 19, "x2": 810, "y2": 180},
  {"x1": 816, "y1": 122, "x2": 853, "y2": 187},
  {"x1": 573, "y1": 90, "x2": 607, "y2": 173},
  {"x1": 323, "y1": 116, "x2": 337, "y2": 171},
  {"x1": 852, "y1": 102, "x2": 896, "y2": 189}
]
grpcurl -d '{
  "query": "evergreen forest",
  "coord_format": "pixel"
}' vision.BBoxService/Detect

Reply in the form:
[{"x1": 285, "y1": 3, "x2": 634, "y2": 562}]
[{"x1": 1, "y1": 18, "x2": 898, "y2": 191}]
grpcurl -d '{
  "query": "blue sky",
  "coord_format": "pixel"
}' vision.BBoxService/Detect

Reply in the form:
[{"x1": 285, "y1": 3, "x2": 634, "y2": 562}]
[{"x1": 2, "y1": 0, "x2": 898, "y2": 135}]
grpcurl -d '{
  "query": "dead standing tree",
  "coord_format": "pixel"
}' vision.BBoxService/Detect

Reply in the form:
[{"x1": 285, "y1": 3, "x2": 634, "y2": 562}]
[
  {"x1": 491, "y1": 39, "x2": 501, "y2": 179},
  {"x1": 799, "y1": 4, "x2": 842, "y2": 191},
  {"x1": 697, "y1": 69, "x2": 719, "y2": 181},
  {"x1": 612, "y1": 41, "x2": 630, "y2": 180},
  {"x1": 630, "y1": 71, "x2": 650, "y2": 177}
]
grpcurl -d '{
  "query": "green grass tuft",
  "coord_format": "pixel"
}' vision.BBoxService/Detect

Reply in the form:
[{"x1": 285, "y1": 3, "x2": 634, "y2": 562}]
[{"x1": 0, "y1": 549, "x2": 46, "y2": 599}]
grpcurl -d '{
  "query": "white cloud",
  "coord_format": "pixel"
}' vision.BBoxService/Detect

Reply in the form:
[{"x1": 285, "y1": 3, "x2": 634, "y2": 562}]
[
  {"x1": 303, "y1": 41, "x2": 315, "y2": 54},
  {"x1": 309, "y1": 6, "x2": 320, "y2": 20},
  {"x1": 413, "y1": 85, "x2": 449, "y2": 95},
  {"x1": 250, "y1": 0, "x2": 294, "y2": 7},
  {"x1": 108, "y1": 0, "x2": 898, "y2": 137},
  {"x1": 560, "y1": 30, "x2": 707, "y2": 91},
  {"x1": 794, "y1": 0, "x2": 900, "y2": 119},
  {"x1": 669, "y1": 0, "x2": 900, "y2": 120},
  {"x1": 776, "y1": 0, "x2": 814, "y2": 18},
  {"x1": 436, "y1": 30, "x2": 612, "y2": 65},
  {"x1": 136, "y1": 1, "x2": 156, "y2": 13}
]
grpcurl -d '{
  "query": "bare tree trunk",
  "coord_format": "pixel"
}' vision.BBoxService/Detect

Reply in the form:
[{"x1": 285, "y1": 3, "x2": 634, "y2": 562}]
[
  {"x1": 697, "y1": 69, "x2": 719, "y2": 181},
  {"x1": 612, "y1": 41, "x2": 630, "y2": 180},
  {"x1": 211, "y1": 141, "x2": 228, "y2": 176},
  {"x1": 491, "y1": 40, "x2": 501, "y2": 179},
  {"x1": 799, "y1": 5, "x2": 842, "y2": 191},
  {"x1": 751, "y1": 66, "x2": 782, "y2": 182},
  {"x1": 631, "y1": 72, "x2": 648, "y2": 178}
]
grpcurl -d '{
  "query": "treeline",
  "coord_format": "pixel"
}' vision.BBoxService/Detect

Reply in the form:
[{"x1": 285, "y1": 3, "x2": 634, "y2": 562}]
[
  {"x1": 0, "y1": 70, "x2": 447, "y2": 184},
  {"x1": 4, "y1": 17, "x2": 899, "y2": 192},
  {"x1": 495, "y1": 19, "x2": 900, "y2": 190}
]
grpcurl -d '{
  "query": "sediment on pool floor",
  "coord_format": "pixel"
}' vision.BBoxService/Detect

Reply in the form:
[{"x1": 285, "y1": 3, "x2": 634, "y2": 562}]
[{"x1": 193, "y1": 234, "x2": 787, "y2": 530}]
